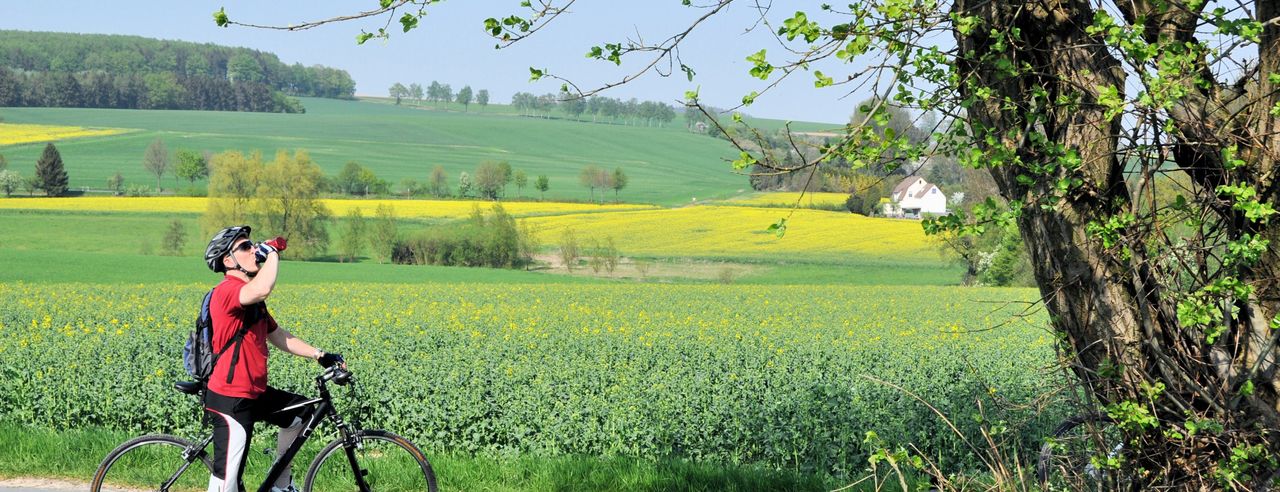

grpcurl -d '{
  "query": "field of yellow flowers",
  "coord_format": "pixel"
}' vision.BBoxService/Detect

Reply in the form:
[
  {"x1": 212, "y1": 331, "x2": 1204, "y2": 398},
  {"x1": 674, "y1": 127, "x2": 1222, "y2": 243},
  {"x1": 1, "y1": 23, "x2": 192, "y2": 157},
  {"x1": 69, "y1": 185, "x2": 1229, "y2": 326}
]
[
  {"x1": 526, "y1": 205, "x2": 937, "y2": 259},
  {"x1": 722, "y1": 192, "x2": 851, "y2": 208},
  {"x1": 0, "y1": 123, "x2": 131, "y2": 146},
  {"x1": 0, "y1": 281, "x2": 1063, "y2": 477}
]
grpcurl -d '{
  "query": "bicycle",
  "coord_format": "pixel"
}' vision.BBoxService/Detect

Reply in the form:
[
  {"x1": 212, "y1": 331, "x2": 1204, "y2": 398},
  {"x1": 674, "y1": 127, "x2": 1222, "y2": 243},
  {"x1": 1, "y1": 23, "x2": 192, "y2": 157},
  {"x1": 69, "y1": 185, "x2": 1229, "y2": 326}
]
[{"x1": 90, "y1": 365, "x2": 438, "y2": 492}]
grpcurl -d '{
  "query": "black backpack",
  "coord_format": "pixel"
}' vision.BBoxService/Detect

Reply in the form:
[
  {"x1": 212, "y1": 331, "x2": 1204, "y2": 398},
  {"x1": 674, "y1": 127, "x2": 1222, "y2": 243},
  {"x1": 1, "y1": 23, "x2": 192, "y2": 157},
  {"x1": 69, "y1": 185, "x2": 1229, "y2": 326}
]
[{"x1": 182, "y1": 289, "x2": 260, "y2": 385}]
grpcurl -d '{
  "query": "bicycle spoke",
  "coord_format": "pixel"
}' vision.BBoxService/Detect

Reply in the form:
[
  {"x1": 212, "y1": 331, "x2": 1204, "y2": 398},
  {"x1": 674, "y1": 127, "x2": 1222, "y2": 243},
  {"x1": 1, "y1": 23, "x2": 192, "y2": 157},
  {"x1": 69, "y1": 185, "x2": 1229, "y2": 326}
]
[{"x1": 93, "y1": 435, "x2": 210, "y2": 492}]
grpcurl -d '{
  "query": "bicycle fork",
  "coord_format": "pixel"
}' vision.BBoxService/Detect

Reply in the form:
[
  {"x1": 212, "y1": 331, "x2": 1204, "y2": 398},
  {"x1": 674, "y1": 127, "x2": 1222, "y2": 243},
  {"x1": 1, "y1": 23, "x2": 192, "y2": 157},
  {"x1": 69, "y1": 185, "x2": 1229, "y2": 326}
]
[{"x1": 157, "y1": 434, "x2": 215, "y2": 492}]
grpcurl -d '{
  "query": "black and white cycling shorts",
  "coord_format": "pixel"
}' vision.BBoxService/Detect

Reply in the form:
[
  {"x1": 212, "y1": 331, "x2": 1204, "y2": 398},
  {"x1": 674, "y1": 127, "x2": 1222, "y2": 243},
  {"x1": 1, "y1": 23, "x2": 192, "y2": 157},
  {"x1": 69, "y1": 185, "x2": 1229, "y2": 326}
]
[{"x1": 203, "y1": 386, "x2": 312, "y2": 486}]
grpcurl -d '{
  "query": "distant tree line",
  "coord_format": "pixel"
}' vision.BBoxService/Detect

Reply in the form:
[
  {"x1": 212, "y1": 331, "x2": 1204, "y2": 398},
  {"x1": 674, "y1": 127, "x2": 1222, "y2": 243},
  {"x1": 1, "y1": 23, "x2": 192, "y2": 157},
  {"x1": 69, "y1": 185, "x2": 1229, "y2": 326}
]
[
  {"x1": 388, "y1": 81, "x2": 489, "y2": 111},
  {"x1": 511, "y1": 92, "x2": 677, "y2": 127},
  {"x1": 0, "y1": 31, "x2": 356, "y2": 111}
]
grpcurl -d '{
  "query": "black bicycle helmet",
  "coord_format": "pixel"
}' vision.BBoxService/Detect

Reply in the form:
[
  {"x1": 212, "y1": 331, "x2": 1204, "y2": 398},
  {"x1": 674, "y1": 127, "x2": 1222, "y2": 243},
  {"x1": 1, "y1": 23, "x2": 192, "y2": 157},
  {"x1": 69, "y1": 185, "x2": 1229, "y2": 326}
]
[{"x1": 205, "y1": 225, "x2": 251, "y2": 272}]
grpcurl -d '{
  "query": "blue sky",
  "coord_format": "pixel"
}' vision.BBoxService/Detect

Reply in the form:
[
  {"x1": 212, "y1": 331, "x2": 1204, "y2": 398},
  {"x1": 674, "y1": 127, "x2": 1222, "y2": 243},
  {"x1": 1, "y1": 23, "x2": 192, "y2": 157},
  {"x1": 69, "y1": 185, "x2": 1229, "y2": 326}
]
[{"x1": 0, "y1": 1, "x2": 872, "y2": 125}]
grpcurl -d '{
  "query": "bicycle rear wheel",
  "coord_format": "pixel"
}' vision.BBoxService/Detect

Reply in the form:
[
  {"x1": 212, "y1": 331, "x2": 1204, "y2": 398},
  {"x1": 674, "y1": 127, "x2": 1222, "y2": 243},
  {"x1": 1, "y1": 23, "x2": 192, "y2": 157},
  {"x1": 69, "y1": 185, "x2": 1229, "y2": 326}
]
[
  {"x1": 1037, "y1": 413, "x2": 1129, "y2": 491},
  {"x1": 91, "y1": 434, "x2": 212, "y2": 492},
  {"x1": 304, "y1": 430, "x2": 437, "y2": 492}
]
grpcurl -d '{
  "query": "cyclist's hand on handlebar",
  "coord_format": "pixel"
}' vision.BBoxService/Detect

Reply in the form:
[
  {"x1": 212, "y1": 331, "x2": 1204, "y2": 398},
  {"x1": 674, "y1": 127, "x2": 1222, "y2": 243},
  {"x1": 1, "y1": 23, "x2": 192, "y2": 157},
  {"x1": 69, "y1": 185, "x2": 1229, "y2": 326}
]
[{"x1": 318, "y1": 351, "x2": 345, "y2": 369}]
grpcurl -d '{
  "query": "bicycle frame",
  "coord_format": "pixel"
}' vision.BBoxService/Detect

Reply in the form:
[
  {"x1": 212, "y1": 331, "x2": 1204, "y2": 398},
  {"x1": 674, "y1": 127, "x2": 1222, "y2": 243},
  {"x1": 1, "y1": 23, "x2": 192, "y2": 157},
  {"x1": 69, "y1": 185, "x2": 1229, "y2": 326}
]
[{"x1": 183, "y1": 366, "x2": 368, "y2": 492}]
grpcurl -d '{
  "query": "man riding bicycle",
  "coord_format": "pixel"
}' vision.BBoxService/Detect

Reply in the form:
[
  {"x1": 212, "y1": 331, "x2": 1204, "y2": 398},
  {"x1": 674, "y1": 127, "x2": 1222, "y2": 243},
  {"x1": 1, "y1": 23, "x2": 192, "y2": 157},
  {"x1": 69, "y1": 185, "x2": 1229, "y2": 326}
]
[{"x1": 202, "y1": 225, "x2": 344, "y2": 492}]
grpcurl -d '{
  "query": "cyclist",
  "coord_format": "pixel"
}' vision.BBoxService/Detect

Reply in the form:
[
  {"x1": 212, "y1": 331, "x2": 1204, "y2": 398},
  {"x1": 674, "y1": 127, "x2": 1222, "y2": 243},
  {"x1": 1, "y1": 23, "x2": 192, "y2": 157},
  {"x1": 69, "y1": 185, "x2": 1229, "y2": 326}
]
[{"x1": 202, "y1": 225, "x2": 344, "y2": 492}]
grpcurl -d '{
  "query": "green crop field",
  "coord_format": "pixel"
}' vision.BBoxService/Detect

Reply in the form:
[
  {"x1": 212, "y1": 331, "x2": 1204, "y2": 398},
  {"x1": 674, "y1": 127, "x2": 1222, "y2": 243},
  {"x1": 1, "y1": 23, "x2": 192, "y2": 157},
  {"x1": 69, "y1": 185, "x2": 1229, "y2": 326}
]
[
  {"x1": 0, "y1": 282, "x2": 1063, "y2": 482},
  {"x1": 0, "y1": 98, "x2": 748, "y2": 205}
]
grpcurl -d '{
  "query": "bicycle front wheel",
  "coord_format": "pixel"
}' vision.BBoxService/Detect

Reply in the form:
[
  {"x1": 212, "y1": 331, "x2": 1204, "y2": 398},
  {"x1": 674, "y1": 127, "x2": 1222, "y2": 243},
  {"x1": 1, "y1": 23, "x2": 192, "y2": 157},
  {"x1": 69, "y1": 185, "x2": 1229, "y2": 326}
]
[
  {"x1": 91, "y1": 434, "x2": 212, "y2": 492},
  {"x1": 304, "y1": 430, "x2": 437, "y2": 492}
]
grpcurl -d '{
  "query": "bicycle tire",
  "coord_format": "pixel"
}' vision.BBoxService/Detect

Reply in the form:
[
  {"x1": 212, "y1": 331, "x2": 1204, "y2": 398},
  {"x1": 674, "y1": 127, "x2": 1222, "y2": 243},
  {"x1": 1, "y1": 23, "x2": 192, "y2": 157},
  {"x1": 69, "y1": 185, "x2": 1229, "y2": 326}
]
[
  {"x1": 303, "y1": 429, "x2": 437, "y2": 492},
  {"x1": 90, "y1": 434, "x2": 212, "y2": 492},
  {"x1": 1037, "y1": 413, "x2": 1128, "y2": 491}
]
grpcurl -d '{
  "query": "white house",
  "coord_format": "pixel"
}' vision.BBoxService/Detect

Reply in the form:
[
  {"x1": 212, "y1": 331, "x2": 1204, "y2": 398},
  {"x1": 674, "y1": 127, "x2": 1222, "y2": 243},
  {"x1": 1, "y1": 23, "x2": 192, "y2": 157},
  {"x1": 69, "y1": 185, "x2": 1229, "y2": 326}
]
[{"x1": 882, "y1": 176, "x2": 948, "y2": 218}]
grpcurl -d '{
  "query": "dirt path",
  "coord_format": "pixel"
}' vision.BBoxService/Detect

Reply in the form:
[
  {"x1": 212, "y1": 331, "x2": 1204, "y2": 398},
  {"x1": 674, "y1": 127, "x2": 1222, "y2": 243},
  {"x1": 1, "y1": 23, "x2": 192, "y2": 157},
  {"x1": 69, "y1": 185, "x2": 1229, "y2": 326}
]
[{"x1": 0, "y1": 477, "x2": 86, "y2": 492}]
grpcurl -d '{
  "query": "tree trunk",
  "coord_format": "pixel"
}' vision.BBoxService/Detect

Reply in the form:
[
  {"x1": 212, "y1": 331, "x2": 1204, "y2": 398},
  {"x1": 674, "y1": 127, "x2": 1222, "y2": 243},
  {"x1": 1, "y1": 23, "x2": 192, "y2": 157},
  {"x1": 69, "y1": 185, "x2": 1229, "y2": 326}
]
[{"x1": 954, "y1": 0, "x2": 1280, "y2": 484}]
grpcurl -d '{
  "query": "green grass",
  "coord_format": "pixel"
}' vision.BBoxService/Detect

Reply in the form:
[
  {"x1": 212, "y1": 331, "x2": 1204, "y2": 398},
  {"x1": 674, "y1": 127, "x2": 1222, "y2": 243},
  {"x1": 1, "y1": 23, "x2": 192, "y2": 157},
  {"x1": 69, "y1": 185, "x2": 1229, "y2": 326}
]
[
  {"x1": 0, "y1": 422, "x2": 844, "y2": 491},
  {"x1": 0, "y1": 98, "x2": 747, "y2": 206},
  {"x1": 739, "y1": 261, "x2": 963, "y2": 285},
  {"x1": 0, "y1": 208, "x2": 963, "y2": 285}
]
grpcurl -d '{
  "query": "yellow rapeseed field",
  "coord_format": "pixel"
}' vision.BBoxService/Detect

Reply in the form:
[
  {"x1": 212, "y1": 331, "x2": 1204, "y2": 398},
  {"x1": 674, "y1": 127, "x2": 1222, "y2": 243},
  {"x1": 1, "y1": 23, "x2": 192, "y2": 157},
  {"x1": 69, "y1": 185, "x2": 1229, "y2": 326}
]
[
  {"x1": 723, "y1": 192, "x2": 851, "y2": 208},
  {"x1": 0, "y1": 123, "x2": 131, "y2": 146},
  {"x1": 0, "y1": 197, "x2": 657, "y2": 219},
  {"x1": 524, "y1": 205, "x2": 937, "y2": 259}
]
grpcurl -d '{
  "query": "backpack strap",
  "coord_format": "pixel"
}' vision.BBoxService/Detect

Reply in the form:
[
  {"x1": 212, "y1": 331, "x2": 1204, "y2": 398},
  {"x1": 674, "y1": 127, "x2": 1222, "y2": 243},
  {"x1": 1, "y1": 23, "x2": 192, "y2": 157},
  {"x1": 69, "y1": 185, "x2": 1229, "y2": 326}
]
[{"x1": 213, "y1": 301, "x2": 261, "y2": 385}]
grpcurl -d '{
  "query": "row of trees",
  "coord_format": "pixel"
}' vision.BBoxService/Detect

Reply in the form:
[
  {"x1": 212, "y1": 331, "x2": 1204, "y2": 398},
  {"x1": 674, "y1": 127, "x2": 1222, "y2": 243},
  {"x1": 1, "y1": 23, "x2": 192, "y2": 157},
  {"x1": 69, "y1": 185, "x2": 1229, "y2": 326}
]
[
  {"x1": 387, "y1": 81, "x2": 489, "y2": 111},
  {"x1": 578, "y1": 165, "x2": 627, "y2": 202},
  {"x1": 0, "y1": 31, "x2": 355, "y2": 99},
  {"x1": 511, "y1": 92, "x2": 677, "y2": 127},
  {"x1": 0, "y1": 67, "x2": 304, "y2": 112}
]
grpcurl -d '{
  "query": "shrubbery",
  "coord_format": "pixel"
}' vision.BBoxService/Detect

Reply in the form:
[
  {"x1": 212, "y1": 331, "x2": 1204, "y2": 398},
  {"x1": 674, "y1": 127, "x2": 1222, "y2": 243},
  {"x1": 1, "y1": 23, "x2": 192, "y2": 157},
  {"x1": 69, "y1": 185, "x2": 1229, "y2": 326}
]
[{"x1": 391, "y1": 204, "x2": 527, "y2": 268}]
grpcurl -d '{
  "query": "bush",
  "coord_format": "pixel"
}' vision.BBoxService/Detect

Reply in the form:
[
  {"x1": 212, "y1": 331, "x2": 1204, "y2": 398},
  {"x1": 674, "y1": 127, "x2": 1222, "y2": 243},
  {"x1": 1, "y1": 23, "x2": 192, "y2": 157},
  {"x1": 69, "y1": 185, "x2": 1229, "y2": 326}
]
[
  {"x1": 391, "y1": 204, "x2": 525, "y2": 268},
  {"x1": 126, "y1": 185, "x2": 153, "y2": 197}
]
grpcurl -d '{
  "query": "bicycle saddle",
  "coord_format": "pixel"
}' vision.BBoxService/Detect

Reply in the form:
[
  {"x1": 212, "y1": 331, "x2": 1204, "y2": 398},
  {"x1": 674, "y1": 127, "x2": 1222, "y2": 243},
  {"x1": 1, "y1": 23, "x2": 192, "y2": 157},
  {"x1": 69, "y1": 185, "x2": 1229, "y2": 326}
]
[{"x1": 174, "y1": 381, "x2": 202, "y2": 395}]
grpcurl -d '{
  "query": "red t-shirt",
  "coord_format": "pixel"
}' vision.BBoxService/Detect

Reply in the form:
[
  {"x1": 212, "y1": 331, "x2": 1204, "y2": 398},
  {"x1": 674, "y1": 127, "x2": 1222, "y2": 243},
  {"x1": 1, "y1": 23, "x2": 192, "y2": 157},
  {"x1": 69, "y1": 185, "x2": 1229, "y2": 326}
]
[{"x1": 207, "y1": 276, "x2": 278, "y2": 398}]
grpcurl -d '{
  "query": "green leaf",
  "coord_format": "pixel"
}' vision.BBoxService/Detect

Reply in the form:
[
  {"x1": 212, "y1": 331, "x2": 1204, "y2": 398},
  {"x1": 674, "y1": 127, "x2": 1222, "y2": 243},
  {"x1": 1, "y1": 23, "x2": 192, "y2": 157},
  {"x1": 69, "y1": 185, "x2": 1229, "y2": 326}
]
[
  {"x1": 213, "y1": 8, "x2": 230, "y2": 27},
  {"x1": 766, "y1": 218, "x2": 788, "y2": 238},
  {"x1": 683, "y1": 87, "x2": 700, "y2": 103},
  {"x1": 814, "y1": 71, "x2": 834, "y2": 88},
  {"x1": 741, "y1": 91, "x2": 758, "y2": 106},
  {"x1": 680, "y1": 64, "x2": 696, "y2": 82},
  {"x1": 528, "y1": 67, "x2": 544, "y2": 81},
  {"x1": 400, "y1": 13, "x2": 419, "y2": 33},
  {"x1": 746, "y1": 49, "x2": 774, "y2": 80},
  {"x1": 356, "y1": 32, "x2": 375, "y2": 45},
  {"x1": 483, "y1": 18, "x2": 502, "y2": 36}
]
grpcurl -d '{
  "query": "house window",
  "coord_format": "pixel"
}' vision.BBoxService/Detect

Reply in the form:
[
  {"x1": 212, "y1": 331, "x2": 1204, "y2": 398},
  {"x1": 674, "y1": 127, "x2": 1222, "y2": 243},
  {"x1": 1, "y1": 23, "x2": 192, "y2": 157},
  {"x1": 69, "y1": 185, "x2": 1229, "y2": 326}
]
[{"x1": 931, "y1": 188, "x2": 937, "y2": 194}]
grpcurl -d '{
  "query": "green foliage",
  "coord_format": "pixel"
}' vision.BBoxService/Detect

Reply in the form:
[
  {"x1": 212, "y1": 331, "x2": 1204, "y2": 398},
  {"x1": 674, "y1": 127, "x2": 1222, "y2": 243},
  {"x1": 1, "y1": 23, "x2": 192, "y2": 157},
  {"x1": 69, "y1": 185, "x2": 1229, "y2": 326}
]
[
  {"x1": 160, "y1": 219, "x2": 187, "y2": 256},
  {"x1": 391, "y1": 204, "x2": 522, "y2": 268},
  {"x1": 0, "y1": 31, "x2": 351, "y2": 110},
  {"x1": 535, "y1": 174, "x2": 550, "y2": 199},
  {"x1": 174, "y1": 150, "x2": 208, "y2": 187},
  {"x1": 34, "y1": 142, "x2": 68, "y2": 197},
  {"x1": 338, "y1": 207, "x2": 367, "y2": 263},
  {"x1": 977, "y1": 226, "x2": 1033, "y2": 287},
  {"x1": 1214, "y1": 444, "x2": 1277, "y2": 488},
  {"x1": 255, "y1": 150, "x2": 331, "y2": 259},
  {"x1": 372, "y1": 204, "x2": 398, "y2": 264},
  {"x1": 334, "y1": 161, "x2": 389, "y2": 196}
]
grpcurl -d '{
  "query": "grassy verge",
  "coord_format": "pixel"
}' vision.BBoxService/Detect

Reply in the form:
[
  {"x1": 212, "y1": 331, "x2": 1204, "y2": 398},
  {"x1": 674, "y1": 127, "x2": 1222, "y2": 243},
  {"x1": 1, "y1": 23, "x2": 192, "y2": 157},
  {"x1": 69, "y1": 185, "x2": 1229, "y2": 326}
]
[{"x1": 0, "y1": 422, "x2": 843, "y2": 491}]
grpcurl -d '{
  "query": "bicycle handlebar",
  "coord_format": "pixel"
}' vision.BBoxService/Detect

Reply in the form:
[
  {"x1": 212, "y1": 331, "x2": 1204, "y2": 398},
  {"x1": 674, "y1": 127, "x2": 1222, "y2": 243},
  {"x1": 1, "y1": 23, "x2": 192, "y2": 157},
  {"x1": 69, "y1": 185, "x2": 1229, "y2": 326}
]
[{"x1": 318, "y1": 365, "x2": 354, "y2": 386}]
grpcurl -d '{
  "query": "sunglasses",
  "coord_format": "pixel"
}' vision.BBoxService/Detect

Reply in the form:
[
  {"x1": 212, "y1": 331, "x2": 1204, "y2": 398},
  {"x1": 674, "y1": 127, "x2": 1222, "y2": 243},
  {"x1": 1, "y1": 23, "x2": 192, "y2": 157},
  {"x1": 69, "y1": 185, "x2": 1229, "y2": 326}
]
[{"x1": 233, "y1": 240, "x2": 255, "y2": 253}]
